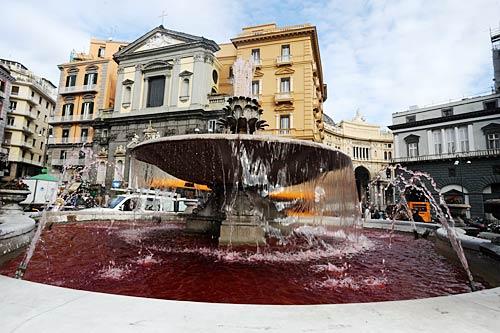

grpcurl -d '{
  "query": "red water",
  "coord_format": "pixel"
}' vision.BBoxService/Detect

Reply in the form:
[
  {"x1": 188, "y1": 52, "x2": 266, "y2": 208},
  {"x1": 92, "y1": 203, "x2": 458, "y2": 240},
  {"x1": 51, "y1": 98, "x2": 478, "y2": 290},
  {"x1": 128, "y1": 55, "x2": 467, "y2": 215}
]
[{"x1": 0, "y1": 221, "x2": 480, "y2": 304}]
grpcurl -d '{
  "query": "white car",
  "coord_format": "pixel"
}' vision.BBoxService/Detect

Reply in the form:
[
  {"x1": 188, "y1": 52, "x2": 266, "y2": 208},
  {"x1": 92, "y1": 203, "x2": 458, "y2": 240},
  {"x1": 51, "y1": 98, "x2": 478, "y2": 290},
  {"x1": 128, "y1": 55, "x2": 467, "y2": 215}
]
[{"x1": 81, "y1": 194, "x2": 198, "y2": 213}]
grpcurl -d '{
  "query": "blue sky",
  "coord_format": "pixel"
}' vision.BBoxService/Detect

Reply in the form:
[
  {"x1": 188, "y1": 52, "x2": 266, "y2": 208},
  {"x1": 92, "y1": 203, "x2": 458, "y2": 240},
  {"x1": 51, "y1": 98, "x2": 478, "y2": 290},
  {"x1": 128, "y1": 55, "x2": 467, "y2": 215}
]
[{"x1": 2, "y1": 0, "x2": 500, "y2": 127}]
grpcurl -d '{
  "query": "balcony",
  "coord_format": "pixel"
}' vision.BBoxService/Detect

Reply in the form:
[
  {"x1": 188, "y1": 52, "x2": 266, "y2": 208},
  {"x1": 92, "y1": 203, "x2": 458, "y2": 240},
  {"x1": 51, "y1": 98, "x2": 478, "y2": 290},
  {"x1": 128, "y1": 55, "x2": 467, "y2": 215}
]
[
  {"x1": 267, "y1": 128, "x2": 314, "y2": 139},
  {"x1": 20, "y1": 141, "x2": 34, "y2": 150},
  {"x1": 392, "y1": 148, "x2": 500, "y2": 164},
  {"x1": 252, "y1": 59, "x2": 262, "y2": 67},
  {"x1": 20, "y1": 158, "x2": 42, "y2": 167},
  {"x1": 276, "y1": 55, "x2": 292, "y2": 66},
  {"x1": 274, "y1": 92, "x2": 294, "y2": 104},
  {"x1": 50, "y1": 158, "x2": 86, "y2": 166},
  {"x1": 8, "y1": 109, "x2": 37, "y2": 120},
  {"x1": 22, "y1": 126, "x2": 35, "y2": 135},
  {"x1": 49, "y1": 114, "x2": 94, "y2": 123},
  {"x1": 47, "y1": 137, "x2": 92, "y2": 145},
  {"x1": 59, "y1": 84, "x2": 98, "y2": 95}
]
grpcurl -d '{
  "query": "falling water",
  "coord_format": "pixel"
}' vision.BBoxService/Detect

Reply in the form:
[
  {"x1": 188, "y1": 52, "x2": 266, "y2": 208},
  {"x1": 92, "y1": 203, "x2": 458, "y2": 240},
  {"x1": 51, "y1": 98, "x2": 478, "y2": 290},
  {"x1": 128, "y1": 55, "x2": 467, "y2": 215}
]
[{"x1": 372, "y1": 164, "x2": 475, "y2": 288}]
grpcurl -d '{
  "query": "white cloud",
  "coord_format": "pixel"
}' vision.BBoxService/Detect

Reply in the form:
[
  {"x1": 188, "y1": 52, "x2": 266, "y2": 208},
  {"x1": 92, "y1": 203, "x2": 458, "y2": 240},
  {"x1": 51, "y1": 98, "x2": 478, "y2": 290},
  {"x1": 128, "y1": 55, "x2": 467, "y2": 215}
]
[
  {"x1": 307, "y1": 0, "x2": 500, "y2": 127},
  {"x1": 2, "y1": 0, "x2": 499, "y2": 127},
  {"x1": 1, "y1": 0, "x2": 243, "y2": 85}
]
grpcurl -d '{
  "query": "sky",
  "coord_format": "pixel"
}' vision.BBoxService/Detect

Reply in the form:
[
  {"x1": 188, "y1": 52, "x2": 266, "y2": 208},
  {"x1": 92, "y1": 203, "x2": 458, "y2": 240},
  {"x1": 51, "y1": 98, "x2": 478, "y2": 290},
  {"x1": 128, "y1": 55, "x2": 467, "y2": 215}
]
[{"x1": 2, "y1": 0, "x2": 500, "y2": 128}]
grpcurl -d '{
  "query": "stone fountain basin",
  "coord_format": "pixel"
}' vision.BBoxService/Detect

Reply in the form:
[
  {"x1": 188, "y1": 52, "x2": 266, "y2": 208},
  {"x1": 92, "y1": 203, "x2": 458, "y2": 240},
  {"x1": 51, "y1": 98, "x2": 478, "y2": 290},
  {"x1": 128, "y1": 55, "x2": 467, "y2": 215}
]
[
  {"x1": 132, "y1": 134, "x2": 352, "y2": 186},
  {"x1": 0, "y1": 275, "x2": 498, "y2": 332}
]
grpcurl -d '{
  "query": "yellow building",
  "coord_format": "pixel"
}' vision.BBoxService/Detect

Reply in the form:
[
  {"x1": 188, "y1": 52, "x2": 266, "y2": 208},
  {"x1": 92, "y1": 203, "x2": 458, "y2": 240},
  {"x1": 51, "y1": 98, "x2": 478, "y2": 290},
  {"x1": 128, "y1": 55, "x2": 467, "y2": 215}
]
[
  {"x1": 323, "y1": 112, "x2": 394, "y2": 208},
  {"x1": 47, "y1": 38, "x2": 128, "y2": 177},
  {"x1": 0, "y1": 59, "x2": 56, "y2": 181},
  {"x1": 216, "y1": 23, "x2": 326, "y2": 142}
]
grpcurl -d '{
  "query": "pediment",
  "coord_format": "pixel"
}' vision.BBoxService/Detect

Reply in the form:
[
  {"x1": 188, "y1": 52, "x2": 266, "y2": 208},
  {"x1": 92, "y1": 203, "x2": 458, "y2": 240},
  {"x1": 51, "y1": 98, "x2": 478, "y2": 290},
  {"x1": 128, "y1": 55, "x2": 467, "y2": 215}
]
[
  {"x1": 481, "y1": 123, "x2": 500, "y2": 134},
  {"x1": 179, "y1": 70, "x2": 193, "y2": 77},
  {"x1": 134, "y1": 32, "x2": 185, "y2": 52},
  {"x1": 114, "y1": 26, "x2": 220, "y2": 60},
  {"x1": 275, "y1": 104, "x2": 294, "y2": 112},
  {"x1": 403, "y1": 134, "x2": 420, "y2": 143},
  {"x1": 275, "y1": 67, "x2": 295, "y2": 75},
  {"x1": 143, "y1": 60, "x2": 173, "y2": 72},
  {"x1": 254, "y1": 69, "x2": 264, "y2": 77},
  {"x1": 122, "y1": 79, "x2": 134, "y2": 85},
  {"x1": 85, "y1": 65, "x2": 99, "y2": 72}
]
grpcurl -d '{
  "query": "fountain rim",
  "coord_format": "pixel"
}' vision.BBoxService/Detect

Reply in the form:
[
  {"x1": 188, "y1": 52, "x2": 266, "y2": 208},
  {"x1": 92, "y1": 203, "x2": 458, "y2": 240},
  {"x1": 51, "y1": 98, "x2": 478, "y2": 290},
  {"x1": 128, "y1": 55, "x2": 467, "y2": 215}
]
[{"x1": 132, "y1": 133, "x2": 346, "y2": 156}]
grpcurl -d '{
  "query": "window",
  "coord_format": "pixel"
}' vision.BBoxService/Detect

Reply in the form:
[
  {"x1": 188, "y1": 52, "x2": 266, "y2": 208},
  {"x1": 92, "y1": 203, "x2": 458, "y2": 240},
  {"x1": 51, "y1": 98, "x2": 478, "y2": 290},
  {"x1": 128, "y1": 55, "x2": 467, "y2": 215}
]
[
  {"x1": 229, "y1": 67, "x2": 234, "y2": 78},
  {"x1": 65, "y1": 75, "x2": 76, "y2": 87},
  {"x1": 62, "y1": 103, "x2": 74, "y2": 117},
  {"x1": 38, "y1": 96, "x2": 42, "y2": 104},
  {"x1": 81, "y1": 101, "x2": 94, "y2": 118},
  {"x1": 279, "y1": 115, "x2": 290, "y2": 134},
  {"x1": 45, "y1": 101, "x2": 49, "y2": 109},
  {"x1": 146, "y1": 76, "x2": 165, "y2": 107},
  {"x1": 251, "y1": 80, "x2": 260, "y2": 96},
  {"x1": 251, "y1": 49, "x2": 260, "y2": 62},
  {"x1": 433, "y1": 130, "x2": 442, "y2": 154},
  {"x1": 62, "y1": 129, "x2": 69, "y2": 143},
  {"x1": 492, "y1": 165, "x2": 500, "y2": 175},
  {"x1": 442, "y1": 108, "x2": 453, "y2": 117},
  {"x1": 212, "y1": 70, "x2": 218, "y2": 84},
  {"x1": 0, "y1": 80, "x2": 5, "y2": 92},
  {"x1": 59, "y1": 150, "x2": 67, "y2": 160},
  {"x1": 81, "y1": 128, "x2": 89, "y2": 142},
  {"x1": 7, "y1": 117, "x2": 14, "y2": 126},
  {"x1": 31, "y1": 91, "x2": 35, "y2": 97},
  {"x1": 281, "y1": 45, "x2": 290, "y2": 61},
  {"x1": 408, "y1": 142, "x2": 418, "y2": 157},
  {"x1": 445, "y1": 128, "x2": 455, "y2": 153},
  {"x1": 280, "y1": 78, "x2": 291, "y2": 93},
  {"x1": 180, "y1": 78, "x2": 190, "y2": 99},
  {"x1": 9, "y1": 101, "x2": 17, "y2": 110},
  {"x1": 406, "y1": 115, "x2": 416, "y2": 123},
  {"x1": 458, "y1": 126, "x2": 469, "y2": 152},
  {"x1": 84, "y1": 72, "x2": 98, "y2": 86},
  {"x1": 79, "y1": 151, "x2": 86, "y2": 159},
  {"x1": 487, "y1": 133, "x2": 500, "y2": 149},
  {"x1": 207, "y1": 119, "x2": 217, "y2": 133},
  {"x1": 102, "y1": 129, "x2": 108, "y2": 138},
  {"x1": 11, "y1": 86, "x2": 19, "y2": 95},
  {"x1": 98, "y1": 47, "x2": 105, "y2": 57}
]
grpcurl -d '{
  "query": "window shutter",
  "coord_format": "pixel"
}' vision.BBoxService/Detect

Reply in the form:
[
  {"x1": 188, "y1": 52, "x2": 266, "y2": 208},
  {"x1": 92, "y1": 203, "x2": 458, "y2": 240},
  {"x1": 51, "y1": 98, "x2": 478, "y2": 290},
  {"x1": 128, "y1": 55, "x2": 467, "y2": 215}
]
[
  {"x1": 66, "y1": 76, "x2": 70, "y2": 87},
  {"x1": 81, "y1": 103, "x2": 86, "y2": 114},
  {"x1": 84, "y1": 74, "x2": 89, "y2": 85},
  {"x1": 70, "y1": 104, "x2": 74, "y2": 115},
  {"x1": 93, "y1": 73, "x2": 98, "y2": 84},
  {"x1": 290, "y1": 77, "x2": 294, "y2": 92},
  {"x1": 89, "y1": 102, "x2": 94, "y2": 114}
]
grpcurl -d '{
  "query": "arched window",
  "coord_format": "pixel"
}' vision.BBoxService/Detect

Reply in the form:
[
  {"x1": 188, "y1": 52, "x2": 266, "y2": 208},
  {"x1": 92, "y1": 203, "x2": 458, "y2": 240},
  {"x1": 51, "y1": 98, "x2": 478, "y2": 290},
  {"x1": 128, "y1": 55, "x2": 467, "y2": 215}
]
[{"x1": 181, "y1": 78, "x2": 190, "y2": 98}]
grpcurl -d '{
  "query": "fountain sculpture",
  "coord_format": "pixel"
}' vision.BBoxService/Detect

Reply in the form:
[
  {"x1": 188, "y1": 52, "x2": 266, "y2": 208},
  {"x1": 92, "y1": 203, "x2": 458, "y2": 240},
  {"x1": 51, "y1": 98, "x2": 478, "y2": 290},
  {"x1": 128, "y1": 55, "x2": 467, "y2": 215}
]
[{"x1": 132, "y1": 58, "x2": 358, "y2": 245}]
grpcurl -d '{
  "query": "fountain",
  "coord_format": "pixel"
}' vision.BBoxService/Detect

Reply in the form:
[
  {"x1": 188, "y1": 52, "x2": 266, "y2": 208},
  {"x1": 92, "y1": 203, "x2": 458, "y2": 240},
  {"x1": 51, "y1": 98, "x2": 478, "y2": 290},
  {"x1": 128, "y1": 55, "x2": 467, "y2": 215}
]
[
  {"x1": 0, "y1": 58, "x2": 499, "y2": 331},
  {"x1": 132, "y1": 58, "x2": 358, "y2": 245}
]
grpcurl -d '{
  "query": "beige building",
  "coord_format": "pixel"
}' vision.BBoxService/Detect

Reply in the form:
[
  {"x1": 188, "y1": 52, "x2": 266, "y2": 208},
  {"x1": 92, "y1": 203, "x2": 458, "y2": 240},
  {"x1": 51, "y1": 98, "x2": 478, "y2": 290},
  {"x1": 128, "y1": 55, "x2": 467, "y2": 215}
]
[
  {"x1": 323, "y1": 112, "x2": 394, "y2": 208},
  {"x1": 47, "y1": 38, "x2": 128, "y2": 179},
  {"x1": 0, "y1": 59, "x2": 56, "y2": 181},
  {"x1": 216, "y1": 23, "x2": 326, "y2": 142}
]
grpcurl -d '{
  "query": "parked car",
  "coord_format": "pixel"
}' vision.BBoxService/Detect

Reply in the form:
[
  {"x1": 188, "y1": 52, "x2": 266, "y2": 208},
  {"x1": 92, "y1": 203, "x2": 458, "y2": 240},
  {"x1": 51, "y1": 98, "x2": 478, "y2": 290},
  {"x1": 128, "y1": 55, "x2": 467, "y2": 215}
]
[{"x1": 81, "y1": 193, "x2": 197, "y2": 213}]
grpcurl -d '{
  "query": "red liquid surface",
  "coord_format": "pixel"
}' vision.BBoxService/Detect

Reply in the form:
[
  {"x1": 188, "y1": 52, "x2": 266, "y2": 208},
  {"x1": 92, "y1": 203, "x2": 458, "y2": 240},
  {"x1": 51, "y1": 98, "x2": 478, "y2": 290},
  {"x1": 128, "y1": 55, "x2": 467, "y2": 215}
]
[{"x1": 0, "y1": 221, "x2": 480, "y2": 304}]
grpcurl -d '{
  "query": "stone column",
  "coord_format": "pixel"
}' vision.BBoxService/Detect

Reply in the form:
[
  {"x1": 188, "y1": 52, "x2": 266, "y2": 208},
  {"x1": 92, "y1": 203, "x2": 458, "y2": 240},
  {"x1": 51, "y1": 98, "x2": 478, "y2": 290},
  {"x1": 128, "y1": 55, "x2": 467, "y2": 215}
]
[
  {"x1": 132, "y1": 65, "x2": 143, "y2": 111},
  {"x1": 114, "y1": 68, "x2": 124, "y2": 111},
  {"x1": 169, "y1": 58, "x2": 181, "y2": 108},
  {"x1": 454, "y1": 126, "x2": 460, "y2": 152},
  {"x1": 468, "y1": 124, "x2": 474, "y2": 151},
  {"x1": 427, "y1": 130, "x2": 434, "y2": 155},
  {"x1": 441, "y1": 129, "x2": 447, "y2": 154}
]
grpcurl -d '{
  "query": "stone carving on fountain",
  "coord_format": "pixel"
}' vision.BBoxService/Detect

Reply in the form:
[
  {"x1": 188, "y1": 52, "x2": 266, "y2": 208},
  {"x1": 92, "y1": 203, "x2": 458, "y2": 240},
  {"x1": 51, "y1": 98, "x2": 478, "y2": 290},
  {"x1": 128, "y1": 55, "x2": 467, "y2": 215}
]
[{"x1": 217, "y1": 96, "x2": 268, "y2": 134}]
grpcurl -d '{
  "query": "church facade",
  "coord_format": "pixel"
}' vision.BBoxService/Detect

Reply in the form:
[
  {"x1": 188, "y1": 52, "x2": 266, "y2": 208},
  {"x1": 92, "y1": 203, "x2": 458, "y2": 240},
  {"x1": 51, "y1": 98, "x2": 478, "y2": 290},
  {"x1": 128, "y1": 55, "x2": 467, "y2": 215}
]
[{"x1": 92, "y1": 26, "x2": 225, "y2": 189}]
